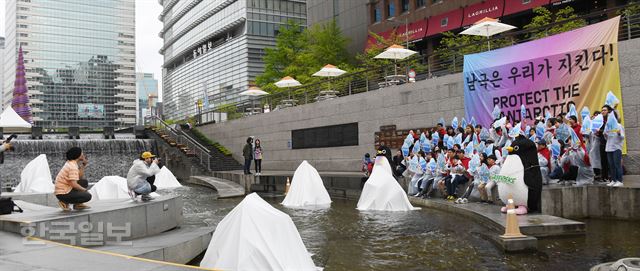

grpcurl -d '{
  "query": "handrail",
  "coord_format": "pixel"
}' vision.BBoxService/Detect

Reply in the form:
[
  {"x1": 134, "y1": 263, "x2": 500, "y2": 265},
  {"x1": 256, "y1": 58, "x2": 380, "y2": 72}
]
[
  {"x1": 149, "y1": 115, "x2": 214, "y2": 171},
  {"x1": 194, "y1": 3, "x2": 640, "y2": 124}
]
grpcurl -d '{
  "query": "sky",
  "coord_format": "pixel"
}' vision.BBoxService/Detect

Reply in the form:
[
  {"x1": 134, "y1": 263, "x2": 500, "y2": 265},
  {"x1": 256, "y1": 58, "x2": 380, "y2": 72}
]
[{"x1": 0, "y1": 0, "x2": 165, "y2": 100}]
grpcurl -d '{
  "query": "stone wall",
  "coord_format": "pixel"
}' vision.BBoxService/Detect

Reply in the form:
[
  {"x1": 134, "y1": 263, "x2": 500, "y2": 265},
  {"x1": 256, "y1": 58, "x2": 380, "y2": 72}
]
[{"x1": 199, "y1": 38, "x2": 640, "y2": 173}]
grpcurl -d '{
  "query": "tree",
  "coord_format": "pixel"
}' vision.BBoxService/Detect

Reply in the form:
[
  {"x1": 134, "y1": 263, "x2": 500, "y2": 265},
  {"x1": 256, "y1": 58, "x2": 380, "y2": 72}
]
[
  {"x1": 354, "y1": 30, "x2": 426, "y2": 87},
  {"x1": 432, "y1": 31, "x2": 514, "y2": 73},
  {"x1": 256, "y1": 20, "x2": 308, "y2": 94},
  {"x1": 523, "y1": 6, "x2": 587, "y2": 40},
  {"x1": 256, "y1": 19, "x2": 353, "y2": 101},
  {"x1": 618, "y1": 1, "x2": 640, "y2": 39}
]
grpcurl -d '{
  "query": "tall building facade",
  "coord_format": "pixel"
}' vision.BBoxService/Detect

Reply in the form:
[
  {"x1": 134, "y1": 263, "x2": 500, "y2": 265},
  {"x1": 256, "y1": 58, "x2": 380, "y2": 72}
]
[
  {"x1": 160, "y1": 0, "x2": 307, "y2": 120},
  {"x1": 136, "y1": 72, "x2": 159, "y2": 124},
  {"x1": 366, "y1": 0, "x2": 622, "y2": 55},
  {"x1": 0, "y1": 37, "x2": 4, "y2": 109},
  {"x1": 3, "y1": 0, "x2": 136, "y2": 128},
  {"x1": 306, "y1": 0, "x2": 369, "y2": 55}
]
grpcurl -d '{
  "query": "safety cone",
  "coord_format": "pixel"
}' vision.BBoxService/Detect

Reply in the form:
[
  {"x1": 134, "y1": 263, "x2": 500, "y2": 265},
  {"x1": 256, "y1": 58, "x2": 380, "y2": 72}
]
[
  {"x1": 284, "y1": 177, "x2": 291, "y2": 195},
  {"x1": 500, "y1": 195, "x2": 526, "y2": 239}
]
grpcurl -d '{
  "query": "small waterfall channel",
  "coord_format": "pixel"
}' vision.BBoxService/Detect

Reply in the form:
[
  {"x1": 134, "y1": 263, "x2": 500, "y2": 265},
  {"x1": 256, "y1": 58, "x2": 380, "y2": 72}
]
[{"x1": 1, "y1": 138, "x2": 157, "y2": 188}]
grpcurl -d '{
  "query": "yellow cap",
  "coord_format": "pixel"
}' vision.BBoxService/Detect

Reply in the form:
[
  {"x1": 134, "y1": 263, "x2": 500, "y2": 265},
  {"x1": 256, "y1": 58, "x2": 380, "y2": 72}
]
[{"x1": 141, "y1": 151, "x2": 156, "y2": 159}]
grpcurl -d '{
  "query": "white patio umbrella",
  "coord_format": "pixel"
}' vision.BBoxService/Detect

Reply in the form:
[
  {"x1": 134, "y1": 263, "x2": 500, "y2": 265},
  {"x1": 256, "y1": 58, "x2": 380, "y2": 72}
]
[
  {"x1": 312, "y1": 64, "x2": 346, "y2": 77},
  {"x1": 374, "y1": 44, "x2": 417, "y2": 76},
  {"x1": 275, "y1": 76, "x2": 301, "y2": 88},
  {"x1": 240, "y1": 86, "x2": 269, "y2": 114},
  {"x1": 312, "y1": 64, "x2": 346, "y2": 91},
  {"x1": 460, "y1": 17, "x2": 516, "y2": 50}
]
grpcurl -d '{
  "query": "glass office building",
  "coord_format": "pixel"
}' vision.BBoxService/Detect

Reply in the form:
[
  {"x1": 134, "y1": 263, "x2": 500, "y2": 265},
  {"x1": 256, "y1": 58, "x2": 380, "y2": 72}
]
[
  {"x1": 136, "y1": 72, "x2": 159, "y2": 124},
  {"x1": 160, "y1": 0, "x2": 307, "y2": 120},
  {"x1": 3, "y1": 0, "x2": 136, "y2": 128}
]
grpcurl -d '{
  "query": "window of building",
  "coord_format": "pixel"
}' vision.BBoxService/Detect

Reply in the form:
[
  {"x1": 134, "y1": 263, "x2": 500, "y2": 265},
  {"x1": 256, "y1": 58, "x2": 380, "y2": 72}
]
[
  {"x1": 374, "y1": 7, "x2": 382, "y2": 22},
  {"x1": 522, "y1": 0, "x2": 531, "y2": 3},
  {"x1": 432, "y1": 0, "x2": 443, "y2": 4},
  {"x1": 440, "y1": 17, "x2": 448, "y2": 27},
  {"x1": 387, "y1": 1, "x2": 396, "y2": 17},
  {"x1": 401, "y1": 0, "x2": 409, "y2": 12},
  {"x1": 417, "y1": 0, "x2": 426, "y2": 7}
]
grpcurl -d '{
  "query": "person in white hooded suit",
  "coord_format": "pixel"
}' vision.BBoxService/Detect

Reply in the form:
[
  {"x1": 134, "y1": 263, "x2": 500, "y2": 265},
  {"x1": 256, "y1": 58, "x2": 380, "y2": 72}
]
[{"x1": 357, "y1": 149, "x2": 419, "y2": 212}]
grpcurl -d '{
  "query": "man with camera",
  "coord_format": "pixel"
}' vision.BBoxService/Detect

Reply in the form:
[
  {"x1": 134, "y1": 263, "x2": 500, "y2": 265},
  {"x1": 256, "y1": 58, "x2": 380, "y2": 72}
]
[
  {"x1": 0, "y1": 134, "x2": 17, "y2": 164},
  {"x1": 126, "y1": 151, "x2": 161, "y2": 202}
]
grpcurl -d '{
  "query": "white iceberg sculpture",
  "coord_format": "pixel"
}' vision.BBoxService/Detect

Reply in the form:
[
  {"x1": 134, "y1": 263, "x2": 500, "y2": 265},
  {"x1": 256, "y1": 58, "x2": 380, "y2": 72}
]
[
  {"x1": 282, "y1": 161, "x2": 331, "y2": 207},
  {"x1": 154, "y1": 167, "x2": 182, "y2": 189},
  {"x1": 357, "y1": 156, "x2": 419, "y2": 211},
  {"x1": 14, "y1": 154, "x2": 54, "y2": 193},
  {"x1": 89, "y1": 176, "x2": 161, "y2": 201},
  {"x1": 200, "y1": 193, "x2": 318, "y2": 271},
  {"x1": 89, "y1": 176, "x2": 130, "y2": 201}
]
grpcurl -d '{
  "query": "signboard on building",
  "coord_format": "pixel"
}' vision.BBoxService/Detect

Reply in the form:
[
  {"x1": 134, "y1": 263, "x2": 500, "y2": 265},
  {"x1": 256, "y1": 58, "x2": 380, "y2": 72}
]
[{"x1": 78, "y1": 104, "x2": 105, "y2": 118}]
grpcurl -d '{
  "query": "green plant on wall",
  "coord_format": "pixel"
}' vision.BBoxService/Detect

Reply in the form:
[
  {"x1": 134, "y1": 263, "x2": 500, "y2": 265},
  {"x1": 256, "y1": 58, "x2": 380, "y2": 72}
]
[{"x1": 191, "y1": 128, "x2": 233, "y2": 156}]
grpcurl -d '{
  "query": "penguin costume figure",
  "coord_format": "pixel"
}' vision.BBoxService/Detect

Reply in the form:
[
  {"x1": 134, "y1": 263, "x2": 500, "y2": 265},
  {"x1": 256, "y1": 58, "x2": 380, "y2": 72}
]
[
  {"x1": 507, "y1": 123, "x2": 543, "y2": 213},
  {"x1": 378, "y1": 144, "x2": 393, "y2": 172}
]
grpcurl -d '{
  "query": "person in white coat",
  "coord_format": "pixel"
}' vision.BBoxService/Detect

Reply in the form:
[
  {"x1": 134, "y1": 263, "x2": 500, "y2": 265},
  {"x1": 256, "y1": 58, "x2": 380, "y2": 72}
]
[{"x1": 127, "y1": 151, "x2": 161, "y2": 201}]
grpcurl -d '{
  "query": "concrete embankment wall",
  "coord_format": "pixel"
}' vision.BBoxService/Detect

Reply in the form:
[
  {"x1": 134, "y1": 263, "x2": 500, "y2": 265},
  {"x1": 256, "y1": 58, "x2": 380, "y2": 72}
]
[{"x1": 199, "y1": 38, "x2": 640, "y2": 173}]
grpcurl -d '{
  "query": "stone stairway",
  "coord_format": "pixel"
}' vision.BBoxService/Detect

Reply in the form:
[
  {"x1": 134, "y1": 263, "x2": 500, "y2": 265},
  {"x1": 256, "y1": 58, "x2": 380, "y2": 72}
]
[
  {"x1": 182, "y1": 129, "x2": 243, "y2": 171},
  {"x1": 150, "y1": 127, "x2": 196, "y2": 157}
]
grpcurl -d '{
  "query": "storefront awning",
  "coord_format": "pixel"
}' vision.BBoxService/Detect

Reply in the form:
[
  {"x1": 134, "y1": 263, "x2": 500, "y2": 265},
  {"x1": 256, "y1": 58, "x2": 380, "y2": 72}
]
[
  {"x1": 365, "y1": 29, "x2": 395, "y2": 50},
  {"x1": 504, "y1": 0, "x2": 550, "y2": 16},
  {"x1": 396, "y1": 18, "x2": 428, "y2": 42},
  {"x1": 462, "y1": 0, "x2": 504, "y2": 26},
  {"x1": 426, "y1": 8, "x2": 463, "y2": 37}
]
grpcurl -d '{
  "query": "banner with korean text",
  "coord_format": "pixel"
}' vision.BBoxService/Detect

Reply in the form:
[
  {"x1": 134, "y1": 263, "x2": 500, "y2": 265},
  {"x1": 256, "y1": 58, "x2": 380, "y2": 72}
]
[{"x1": 463, "y1": 17, "x2": 623, "y2": 130}]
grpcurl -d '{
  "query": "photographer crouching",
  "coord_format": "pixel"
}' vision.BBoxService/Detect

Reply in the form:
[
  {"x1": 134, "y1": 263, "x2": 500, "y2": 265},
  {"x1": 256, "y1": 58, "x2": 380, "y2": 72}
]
[
  {"x1": 0, "y1": 134, "x2": 17, "y2": 163},
  {"x1": 126, "y1": 151, "x2": 161, "y2": 202}
]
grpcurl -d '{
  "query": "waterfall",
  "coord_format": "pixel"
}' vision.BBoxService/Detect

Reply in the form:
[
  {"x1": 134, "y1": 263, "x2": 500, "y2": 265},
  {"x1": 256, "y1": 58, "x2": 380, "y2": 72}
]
[{"x1": 1, "y1": 139, "x2": 158, "y2": 189}]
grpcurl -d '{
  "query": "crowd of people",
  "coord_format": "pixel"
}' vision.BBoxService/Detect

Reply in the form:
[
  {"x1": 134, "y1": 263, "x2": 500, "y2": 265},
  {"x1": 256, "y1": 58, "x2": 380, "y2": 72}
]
[{"x1": 362, "y1": 94, "x2": 625, "y2": 207}]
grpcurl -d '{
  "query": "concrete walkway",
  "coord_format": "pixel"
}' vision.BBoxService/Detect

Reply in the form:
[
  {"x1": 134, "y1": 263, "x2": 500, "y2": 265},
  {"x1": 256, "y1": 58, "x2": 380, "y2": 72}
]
[
  {"x1": 0, "y1": 231, "x2": 214, "y2": 271},
  {"x1": 0, "y1": 195, "x2": 183, "y2": 245},
  {"x1": 95, "y1": 226, "x2": 214, "y2": 264},
  {"x1": 409, "y1": 197, "x2": 585, "y2": 237},
  {"x1": 188, "y1": 176, "x2": 245, "y2": 198}
]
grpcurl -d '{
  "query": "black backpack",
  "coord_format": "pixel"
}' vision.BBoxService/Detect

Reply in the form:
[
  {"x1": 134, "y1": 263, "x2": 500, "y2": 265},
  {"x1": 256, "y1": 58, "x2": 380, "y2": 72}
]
[{"x1": 0, "y1": 197, "x2": 23, "y2": 215}]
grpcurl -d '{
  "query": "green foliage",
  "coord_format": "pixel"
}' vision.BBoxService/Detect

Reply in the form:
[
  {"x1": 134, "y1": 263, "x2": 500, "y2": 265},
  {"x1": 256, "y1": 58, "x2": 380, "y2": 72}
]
[
  {"x1": 354, "y1": 30, "x2": 427, "y2": 83},
  {"x1": 432, "y1": 31, "x2": 513, "y2": 72},
  {"x1": 191, "y1": 128, "x2": 233, "y2": 156},
  {"x1": 256, "y1": 19, "x2": 353, "y2": 98},
  {"x1": 523, "y1": 6, "x2": 587, "y2": 40},
  {"x1": 218, "y1": 104, "x2": 243, "y2": 120},
  {"x1": 618, "y1": 1, "x2": 640, "y2": 36}
]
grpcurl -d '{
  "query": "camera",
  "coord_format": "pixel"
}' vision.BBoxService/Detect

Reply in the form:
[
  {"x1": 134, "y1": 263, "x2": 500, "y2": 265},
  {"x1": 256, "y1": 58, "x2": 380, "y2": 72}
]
[{"x1": 5, "y1": 134, "x2": 17, "y2": 143}]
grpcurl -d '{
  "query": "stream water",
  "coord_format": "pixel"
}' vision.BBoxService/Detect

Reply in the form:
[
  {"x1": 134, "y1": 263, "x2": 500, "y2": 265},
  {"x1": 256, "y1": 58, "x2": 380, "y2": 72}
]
[{"x1": 165, "y1": 185, "x2": 640, "y2": 271}]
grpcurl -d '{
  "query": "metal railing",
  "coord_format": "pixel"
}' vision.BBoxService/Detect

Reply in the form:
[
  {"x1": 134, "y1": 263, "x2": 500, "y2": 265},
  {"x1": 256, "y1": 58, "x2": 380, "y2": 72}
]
[
  {"x1": 197, "y1": 4, "x2": 640, "y2": 125},
  {"x1": 149, "y1": 116, "x2": 215, "y2": 171}
]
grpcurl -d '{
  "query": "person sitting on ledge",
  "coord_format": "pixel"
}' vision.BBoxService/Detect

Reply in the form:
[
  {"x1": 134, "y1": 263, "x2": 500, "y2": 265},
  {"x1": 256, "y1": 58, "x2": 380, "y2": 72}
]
[
  {"x1": 127, "y1": 151, "x2": 161, "y2": 201},
  {"x1": 54, "y1": 147, "x2": 91, "y2": 211}
]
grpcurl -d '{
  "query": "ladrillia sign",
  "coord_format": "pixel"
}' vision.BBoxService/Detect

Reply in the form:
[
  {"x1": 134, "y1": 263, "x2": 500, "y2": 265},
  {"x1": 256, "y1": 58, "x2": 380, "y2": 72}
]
[
  {"x1": 468, "y1": 6, "x2": 499, "y2": 18},
  {"x1": 462, "y1": 0, "x2": 504, "y2": 26}
]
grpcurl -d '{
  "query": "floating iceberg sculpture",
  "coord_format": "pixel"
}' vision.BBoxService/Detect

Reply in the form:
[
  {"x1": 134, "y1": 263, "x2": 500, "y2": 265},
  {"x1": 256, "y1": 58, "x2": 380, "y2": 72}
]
[
  {"x1": 154, "y1": 167, "x2": 182, "y2": 189},
  {"x1": 89, "y1": 175, "x2": 160, "y2": 201},
  {"x1": 282, "y1": 161, "x2": 331, "y2": 207},
  {"x1": 356, "y1": 156, "x2": 419, "y2": 211},
  {"x1": 201, "y1": 193, "x2": 317, "y2": 271},
  {"x1": 89, "y1": 176, "x2": 130, "y2": 201},
  {"x1": 14, "y1": 154, "x2": 54, "y2": 193}
]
